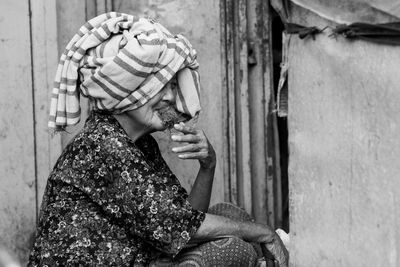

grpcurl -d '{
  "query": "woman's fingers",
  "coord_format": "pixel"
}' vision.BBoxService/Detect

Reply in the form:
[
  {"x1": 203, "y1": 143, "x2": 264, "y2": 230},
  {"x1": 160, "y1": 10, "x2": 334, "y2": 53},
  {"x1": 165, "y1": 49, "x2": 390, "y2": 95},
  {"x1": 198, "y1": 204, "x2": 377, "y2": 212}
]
[
  {"x1": 172, "y1": 144, "x2": 206, "y2": 153},
  {"x1": 262, "y1": 244, "x2": 285, "y2": 267},
  {"x1": 170, "y1": 125, "x2": 217, "y2": 168},
  {"x1": 171, "y1": 134, "x2": 202, "y2": 143},
  {"x1": 173, "y1": 122, "x2": 197, "y2": 134},
  {"x1": 263, "y1": 238, "x2": 289, "y2": 267},
  {"x1": 177, "y1": 151, "x2": 208, "y2": 159}
]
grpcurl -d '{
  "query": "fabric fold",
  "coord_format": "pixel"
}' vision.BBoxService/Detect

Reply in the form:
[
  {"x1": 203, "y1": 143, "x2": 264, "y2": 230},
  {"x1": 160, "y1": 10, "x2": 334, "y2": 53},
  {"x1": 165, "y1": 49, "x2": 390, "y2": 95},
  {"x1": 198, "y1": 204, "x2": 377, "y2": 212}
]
[{"x1": 49, "y1": 12, "x2": 201, "y2": 130}]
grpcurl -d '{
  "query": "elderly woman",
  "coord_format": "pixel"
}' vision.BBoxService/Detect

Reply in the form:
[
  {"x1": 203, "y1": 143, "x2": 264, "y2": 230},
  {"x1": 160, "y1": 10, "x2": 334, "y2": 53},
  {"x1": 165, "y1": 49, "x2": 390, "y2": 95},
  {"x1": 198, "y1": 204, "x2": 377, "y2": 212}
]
[{"x1": 29, "y1": 12, "x2": 288, "y2": 266}]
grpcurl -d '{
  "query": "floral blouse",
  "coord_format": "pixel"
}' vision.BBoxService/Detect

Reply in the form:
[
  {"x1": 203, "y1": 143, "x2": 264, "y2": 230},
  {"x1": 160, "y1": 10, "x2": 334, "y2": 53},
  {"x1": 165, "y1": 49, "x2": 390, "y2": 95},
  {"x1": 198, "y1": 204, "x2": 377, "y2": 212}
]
[{"x1": 28, "y1": 112, "x2": 205, "y2": 266}]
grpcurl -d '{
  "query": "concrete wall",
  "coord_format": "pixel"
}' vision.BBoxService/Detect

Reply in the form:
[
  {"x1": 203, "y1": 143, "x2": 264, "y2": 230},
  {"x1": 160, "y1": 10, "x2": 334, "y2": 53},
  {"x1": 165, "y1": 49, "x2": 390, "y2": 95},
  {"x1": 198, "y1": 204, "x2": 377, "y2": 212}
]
[
  {"x1": 288, "y1": 22, "x2": 400, "y2": 267},
  {"x1": 0, "y1": 0, "x2": 60, "y2": 264}
]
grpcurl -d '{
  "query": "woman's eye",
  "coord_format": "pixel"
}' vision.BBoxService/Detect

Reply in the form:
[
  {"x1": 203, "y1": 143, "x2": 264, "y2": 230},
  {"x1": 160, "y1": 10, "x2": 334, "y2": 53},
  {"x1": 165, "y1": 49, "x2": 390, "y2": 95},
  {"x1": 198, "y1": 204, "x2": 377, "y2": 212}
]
[{"x1": 171, "y1": 81, "x2": 179, "y2": 90}]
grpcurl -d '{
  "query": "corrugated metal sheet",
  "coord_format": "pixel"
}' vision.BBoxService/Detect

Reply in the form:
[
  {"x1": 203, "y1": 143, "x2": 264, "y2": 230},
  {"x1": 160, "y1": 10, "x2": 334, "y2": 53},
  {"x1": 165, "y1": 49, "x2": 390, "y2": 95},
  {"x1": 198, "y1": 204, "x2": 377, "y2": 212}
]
[{"x1": 270, "y1": 0, "x2": 400, "y2": 266}]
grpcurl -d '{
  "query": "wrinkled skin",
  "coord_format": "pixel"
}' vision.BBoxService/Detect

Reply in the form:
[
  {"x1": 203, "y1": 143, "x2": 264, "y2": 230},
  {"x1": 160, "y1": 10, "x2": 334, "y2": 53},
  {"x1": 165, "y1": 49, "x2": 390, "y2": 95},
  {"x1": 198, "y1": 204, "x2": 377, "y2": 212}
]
[{"x1": 156, "y1": 105, "x2": 191, "y2": 129}]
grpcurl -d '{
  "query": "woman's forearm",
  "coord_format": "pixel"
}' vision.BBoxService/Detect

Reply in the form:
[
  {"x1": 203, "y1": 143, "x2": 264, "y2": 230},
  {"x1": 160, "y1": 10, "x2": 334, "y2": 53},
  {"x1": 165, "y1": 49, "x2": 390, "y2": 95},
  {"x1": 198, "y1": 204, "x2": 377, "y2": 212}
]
[
  {"x1": 188, "y1": 165, "x2": 215, "y2": 212},
  {"x1": 191, "y1": 213, "x2": 289, "y2": 267},
  {"x1": 170, "y1": 123, "x2": 216, "y2": 212},
  {"x1": 191, "y1": 213, "x2": 274, "y2": 243}
]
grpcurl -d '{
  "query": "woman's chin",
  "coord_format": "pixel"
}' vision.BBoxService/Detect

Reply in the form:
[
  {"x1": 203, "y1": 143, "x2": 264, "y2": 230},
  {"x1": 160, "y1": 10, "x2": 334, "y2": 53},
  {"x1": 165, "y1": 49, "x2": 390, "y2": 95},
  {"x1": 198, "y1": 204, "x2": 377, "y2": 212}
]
[
  {"x1": 150, "y1": 115, "x2": 168, "y2": 131},
  {"x1": 154, "y1": 106, "x2": 190, "y2": 130}
]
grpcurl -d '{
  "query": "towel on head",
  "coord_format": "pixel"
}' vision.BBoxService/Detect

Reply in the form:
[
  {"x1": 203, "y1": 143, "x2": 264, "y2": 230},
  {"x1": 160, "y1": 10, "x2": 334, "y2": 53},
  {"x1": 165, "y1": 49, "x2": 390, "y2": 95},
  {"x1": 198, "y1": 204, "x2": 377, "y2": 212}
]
[{"x1": 48, "y1": 12, "x2": 201, "y2": 130}]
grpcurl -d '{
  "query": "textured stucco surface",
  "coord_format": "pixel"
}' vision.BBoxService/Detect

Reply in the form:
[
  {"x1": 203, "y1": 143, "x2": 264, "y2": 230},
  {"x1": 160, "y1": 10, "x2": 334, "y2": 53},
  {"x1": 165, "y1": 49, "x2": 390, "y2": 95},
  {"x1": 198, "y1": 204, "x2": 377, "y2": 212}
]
[
  {"x1": 288, "y1": 34, "x2": 400, "y2": 266},
  {"x1": 0, "y1": 0, "x2": 37, "y2": 263}
]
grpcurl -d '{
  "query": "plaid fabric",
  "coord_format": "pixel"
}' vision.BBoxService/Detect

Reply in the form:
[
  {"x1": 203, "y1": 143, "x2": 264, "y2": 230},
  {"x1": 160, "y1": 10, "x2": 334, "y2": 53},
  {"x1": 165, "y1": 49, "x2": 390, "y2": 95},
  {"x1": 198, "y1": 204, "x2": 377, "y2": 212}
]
[{"x1": 49, "y1": 12, "x2": 201, "y2": 130}]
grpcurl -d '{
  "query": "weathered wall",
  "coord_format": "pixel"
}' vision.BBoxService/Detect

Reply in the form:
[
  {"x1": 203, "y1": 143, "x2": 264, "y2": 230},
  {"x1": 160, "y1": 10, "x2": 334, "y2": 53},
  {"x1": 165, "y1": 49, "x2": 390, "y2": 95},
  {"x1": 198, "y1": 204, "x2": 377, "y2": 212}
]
[
  {"x1": 288, "y1": 24, "x2": 400, "y2": 267},
  {"x1": 1, "y1": 0, "x2": 279, "y2": 262},
  {"x1": 0, "y1": 0, "x2": 60, "y2": 264},
  {"x1": 0, "y1": 1, "x2": 36, "y2": 263}
]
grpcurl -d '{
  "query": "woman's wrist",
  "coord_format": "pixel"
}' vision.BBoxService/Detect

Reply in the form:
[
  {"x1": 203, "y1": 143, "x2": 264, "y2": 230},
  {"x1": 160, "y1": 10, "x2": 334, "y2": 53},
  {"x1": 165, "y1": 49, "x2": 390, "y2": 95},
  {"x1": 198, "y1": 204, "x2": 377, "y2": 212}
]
[
  {"x1": 199, "y1": 162, "x2": 216, "y2": 170},
  {"x1": 234, "y1": 221, "x2": 274, "y2": 244},
  {"x1": 199, "y1": 158, "x2": 216, "y2": 170},
  {"x1": 254, "y1": 224, "x2": 276, "y2": 244}
]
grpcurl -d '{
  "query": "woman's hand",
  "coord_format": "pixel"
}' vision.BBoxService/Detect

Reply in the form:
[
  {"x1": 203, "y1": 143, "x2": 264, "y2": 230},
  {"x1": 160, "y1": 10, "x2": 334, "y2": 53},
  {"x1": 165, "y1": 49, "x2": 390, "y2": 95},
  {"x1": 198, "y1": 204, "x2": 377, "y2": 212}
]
[
  {"x1": 261, "y1": 233, "x2": 289, "y2": 267},
  {"x1": 171, "y1": 122, "x2": 216, "y2": 169},
  {"x1": 194, "y1": 214, "x2": 289, "y2": 266}
]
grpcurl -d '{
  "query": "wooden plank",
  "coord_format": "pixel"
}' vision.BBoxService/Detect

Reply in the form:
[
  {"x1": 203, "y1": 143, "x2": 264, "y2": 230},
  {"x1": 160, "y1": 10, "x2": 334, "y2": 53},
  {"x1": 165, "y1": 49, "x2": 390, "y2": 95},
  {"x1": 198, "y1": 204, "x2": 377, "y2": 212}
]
[
  {"x1": 96, "y1": 0, "x2": 106, "y2": 14},
  {"x1": 223, "y1": 0, "x2": 253, "y2": 213},
  {"x1": 85, "y1": 0, "x2": 97, "y2": 20},
  {"x1": 220, "y1": 0, "x2": 234, "y2": 203},
  {"x1": 222, "y1": 0, "x2": 253, "y2": 213},
  {"x1": 223, "y1": 0, "x2": 239, "y2": 205},
  {"x1": 95, "y1": 0, "x2": 113, "y2": 14},
  {"x1": 56, "y1": 0, "x2": 89, "y2": 148},
  {"x1": 86, "y1": 0, "x2": 114, "y2": 19},
  {"x1": 0, "y1": 0, "x2": 36, "y2": 263},
  {"x1": 235, "y1": 0, "x2": 252, "y2": 214},
  {"x1": 247, "y1": 0, "x2": 270, "y2": 224},
  {"x1": 30, "y1": 0, "x2": 62, "y2": 212},
  {"x1": 106, "y1": 0, "x2": 113, "y2": 11}
]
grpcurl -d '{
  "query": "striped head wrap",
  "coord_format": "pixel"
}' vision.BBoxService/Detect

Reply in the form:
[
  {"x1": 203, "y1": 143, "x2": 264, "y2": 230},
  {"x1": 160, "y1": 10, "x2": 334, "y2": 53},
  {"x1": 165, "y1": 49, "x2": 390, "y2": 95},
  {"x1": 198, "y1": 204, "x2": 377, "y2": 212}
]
[{"x1": 49, "y1": 12, "x2": 201, "y2": 130}]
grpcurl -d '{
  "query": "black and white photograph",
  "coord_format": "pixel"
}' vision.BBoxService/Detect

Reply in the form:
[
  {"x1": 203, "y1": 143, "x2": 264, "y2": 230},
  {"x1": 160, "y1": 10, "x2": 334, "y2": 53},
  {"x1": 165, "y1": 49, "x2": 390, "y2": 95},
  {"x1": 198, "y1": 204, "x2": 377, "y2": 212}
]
[{"x1": 0, "y1": 0, "x2": 399, "y2": 266}]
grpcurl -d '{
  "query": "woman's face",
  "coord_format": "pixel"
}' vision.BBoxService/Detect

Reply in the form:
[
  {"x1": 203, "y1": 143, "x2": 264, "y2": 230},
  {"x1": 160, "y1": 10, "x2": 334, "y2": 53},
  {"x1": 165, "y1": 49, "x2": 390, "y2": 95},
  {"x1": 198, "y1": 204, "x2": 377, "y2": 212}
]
[{"x1": 125, "y1": 77, "x2": 179, "y2": 132}]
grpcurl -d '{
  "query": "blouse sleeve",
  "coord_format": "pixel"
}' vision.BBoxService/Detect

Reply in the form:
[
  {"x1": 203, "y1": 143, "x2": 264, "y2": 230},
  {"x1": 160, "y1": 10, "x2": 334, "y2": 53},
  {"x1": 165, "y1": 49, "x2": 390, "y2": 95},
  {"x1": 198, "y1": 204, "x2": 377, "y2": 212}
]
[{"x1": 71, "y1": 132, "x2": 205, "y2": 257}]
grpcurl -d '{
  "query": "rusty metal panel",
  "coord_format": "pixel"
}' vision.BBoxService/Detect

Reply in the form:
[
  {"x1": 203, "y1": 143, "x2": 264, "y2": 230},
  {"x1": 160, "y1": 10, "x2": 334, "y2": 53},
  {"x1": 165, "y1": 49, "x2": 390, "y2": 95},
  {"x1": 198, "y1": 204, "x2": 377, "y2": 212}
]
[{"x1": 288, "y1": 18, "x2": 400, "y2": 267}]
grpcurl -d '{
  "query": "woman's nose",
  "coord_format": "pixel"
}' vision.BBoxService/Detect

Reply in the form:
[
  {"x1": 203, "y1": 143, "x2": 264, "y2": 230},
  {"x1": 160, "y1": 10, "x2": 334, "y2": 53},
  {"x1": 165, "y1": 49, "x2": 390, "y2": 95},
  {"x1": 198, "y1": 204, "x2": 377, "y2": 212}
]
[{"x1": 162, "y1": 85, "x2": 176, "y2": 103}]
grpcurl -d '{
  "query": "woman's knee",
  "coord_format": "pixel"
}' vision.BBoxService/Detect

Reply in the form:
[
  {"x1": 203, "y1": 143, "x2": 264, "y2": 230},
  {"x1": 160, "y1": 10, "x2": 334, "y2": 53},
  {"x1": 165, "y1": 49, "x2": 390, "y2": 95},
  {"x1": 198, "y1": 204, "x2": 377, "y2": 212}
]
[{"x1": 198, "y1": 236, "x2": 258, "y2": 267}]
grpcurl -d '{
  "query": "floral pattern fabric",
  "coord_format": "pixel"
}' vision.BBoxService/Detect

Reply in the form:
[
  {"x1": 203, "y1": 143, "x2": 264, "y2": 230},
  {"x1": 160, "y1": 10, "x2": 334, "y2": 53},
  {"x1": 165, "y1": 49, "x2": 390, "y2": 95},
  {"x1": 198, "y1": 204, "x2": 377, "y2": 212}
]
[{"x1": 28, "y1": 112, "x2": 205, "y2": 266}]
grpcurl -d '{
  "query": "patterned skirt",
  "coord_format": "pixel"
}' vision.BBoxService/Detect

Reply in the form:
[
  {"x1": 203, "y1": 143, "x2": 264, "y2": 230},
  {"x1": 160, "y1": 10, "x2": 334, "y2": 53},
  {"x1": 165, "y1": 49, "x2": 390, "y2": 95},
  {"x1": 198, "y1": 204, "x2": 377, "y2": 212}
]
[{"x1": 149, "y1": 203, "x2": 262, "y2": 267}]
